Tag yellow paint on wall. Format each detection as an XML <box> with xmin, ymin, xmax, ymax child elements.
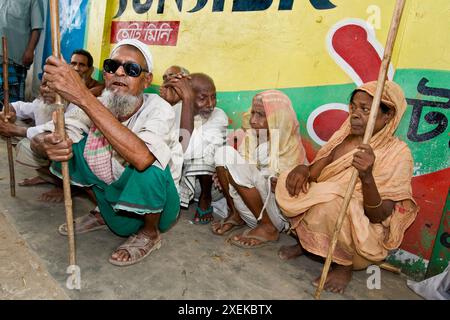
<box><xmin>395</xmin><ymin>0</ymin><xmax>450</xmax><ymax>71</ymax></box>
<box><xmin>86</xmin><ymin>0</ymin><xmax>450</xmax><ymax>90</ymax></box>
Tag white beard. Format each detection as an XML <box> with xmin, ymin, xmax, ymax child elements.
<box><xmin>99</xmin><ymin>89</ymin><xmax>141</xmax><ymax>118</ymax></box>
<box><xmin>37</xmin><ymin>99</ymin><xmax>59</xmax><ymax>124</ymax></box>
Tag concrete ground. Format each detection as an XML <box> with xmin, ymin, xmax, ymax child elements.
<box><xmin>0</xmin><ymin>141</ymin><xmax>422</xmax><ymax>300</ymax></box>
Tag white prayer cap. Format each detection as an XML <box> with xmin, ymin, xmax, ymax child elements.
<box><xmin>110</xmin><ymin>39</ymin><xmax>154</xmax><ymax>72</ymax></box>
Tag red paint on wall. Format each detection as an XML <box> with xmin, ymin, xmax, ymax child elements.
<box><xmin>110</xmin><ymin>21</ymin><xmax>180</xmax><ymax>46</ymax></box>
<box><xmin>313</xmin><ymin>109</ymin><xmax>348</xmax><ymax>142</ymax></box>
<box><xmin>332</xmin><ymin>24</ymin><xmax>381</xmax><ymax>83</ymax></box>
<box><xmin>401</xmin><ymin>168</ymin><xmax>450</xmax><ymax>259</ymax></box>
<box><xmin>301</xmin><ymin>138</ymin><xmax>318</xmax><ymax>163</ymax></box>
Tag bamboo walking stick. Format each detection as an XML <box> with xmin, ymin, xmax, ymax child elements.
<box><xmin>314</xmin><ymin>0</ymin><xmax>406</xmax><ymax>299</ymax></box>
<box><xmin>49</xmin><ymin>0</ymin><xmax>79</xmax><ymax>289</ymax></box>
<box><xmin>2</xmin><ymin>37</ymin><xmax>16</xmax><ymax>197</ymax></box>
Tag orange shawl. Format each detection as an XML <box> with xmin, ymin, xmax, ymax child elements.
<box><xmin>239</xmin><ymin>90</ymin><xmax>307</xmax><ymax>175</ymax></box>
<box><xmin>276</xmin><ymin>81</ymin><xmax>418</xmax><ymax>264</ymax></box>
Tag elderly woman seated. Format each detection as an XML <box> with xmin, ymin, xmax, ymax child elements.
<box><xmin>212</xmin><ymin>90</ymin><xmax>308</xmax><ymax>248</ymax></box>
<box><xmin>275</xmin><ymin>81</ymin><xmax>418</xmax><ymax>294</ymax></box>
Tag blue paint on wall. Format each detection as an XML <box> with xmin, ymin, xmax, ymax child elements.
<box><xmin>40</xmin><ymin>0</ymin><xmax>89</xmax><ymax>78</ymax></box>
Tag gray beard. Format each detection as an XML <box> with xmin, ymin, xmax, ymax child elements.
<box><xmin>100</xmin><ymin>89</ymin><xmax>141</xmax><ymax>118</ymax></box>
<box><xmin>40</xmin><ymin>102</ymin><xmax>58</xmax><ymax>121</ymax></box>
<box><xmin>38</xmin><ymin>97</ymin><xmax>67</xmax><ymax>124</ymax></box>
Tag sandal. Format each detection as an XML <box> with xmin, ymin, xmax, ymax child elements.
<box><xmin>192</xmin><ymin>206</ymin><xmax>214</xmax><ymax>225</ymax></box>
<box><xmin>211</xmin><ymin>216</ymin><xmax>245</xmax><ymax>236</ymax></box>
<box><xmin>58</xmin><ymin>210</ymin><xmax>107</xmax><ymax>236</ymax></box>
<box><xmin>229</xmin><ymin>229</ymin><xmax>278</xmax><ymax>249</ymax></box>
<box><xmin>109</xmin><ymin>233</ymin><xmax>162</xmax><ymax>267</ymax></box>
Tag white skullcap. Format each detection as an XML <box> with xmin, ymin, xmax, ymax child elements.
<box><xmin>110</xmin><ymin>39</ymin><xmax>153</xmax><ymax>72</ymax></box>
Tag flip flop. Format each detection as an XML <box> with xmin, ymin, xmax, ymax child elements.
<box><xmin>211</xmin><ymin>217</ymin><xmax>245</xmax><ymax>236</ymax></box>
<box><xmin>109</xmin><ymin>233</ymin><xmax>162</xmax><ymax>267</ymax></box>
<box><xmin>229</xmin><ymin>229</ymin><xmax>277</xmax><ymax>249</ymax></box>
<box><xmin>192</xmin><ymin>206</ymin><xmax>214</xmax><ymax>225</ymax></box>
<box><xmin>58</xmin><ymin>210</ymin><xmax>108</xmax><ymax>236</ymax></box>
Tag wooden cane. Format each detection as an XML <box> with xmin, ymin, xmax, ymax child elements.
<box><xmin>2</xmin><ymin>37</ymin><xmax>16</xmax><ymax>197</ymax></box>
<box><xmin>49</xmin><ymin>0</ymin><xmax>78</xmax><ymax>287</ymax></box>
<box><xmin>314</xmin><ymin>0</ymin><xmax>406</xmax><ymax>299</ymax></box>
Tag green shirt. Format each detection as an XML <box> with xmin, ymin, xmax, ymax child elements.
<box><xmin>0</xmin><ymin>0</ymin><xmax>44</xmax><ymax>66</ymax></box>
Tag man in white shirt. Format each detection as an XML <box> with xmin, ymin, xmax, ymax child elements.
<box><xmin>31</xmin><ymin>39</ymin><xmax>183</xmax><ymax>266</ymax></box>
<box><xmin>0</xmin><ymin>81</ymin><xmax>75</xmax><ymax>195</ymax></box>
<box><xmin>162</xmin><ymin>72</ymin><xmax>228</xmax><ymax>224</ymax></box>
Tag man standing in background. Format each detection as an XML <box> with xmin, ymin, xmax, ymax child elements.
<box><xmin>0</xmin><ymin>0</ymin><xmax>44</xmax><ymax>105</ymax></box>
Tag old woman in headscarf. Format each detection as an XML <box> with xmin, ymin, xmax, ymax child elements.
<box><xmin>275</xmin><ymin>81</ymin><xmax>418</xmax><ymax>293</ymax></box>
<box><xmin>212</xmin><ymin>90</ymin><xmax>308</xmax><ymax>248</ymax></box>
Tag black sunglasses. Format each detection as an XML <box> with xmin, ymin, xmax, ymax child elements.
<box><xmin>103</xmin><ymin>59</ymin><xmax>148</xmax><ymax>77</ymax></box>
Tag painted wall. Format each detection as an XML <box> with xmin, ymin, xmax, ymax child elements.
<box><xmin>47</xmin><ymin>0</ymin><xmax>450</xmax><ymax>277</ymax></box>
<box><xmin>40</xmin><ymin>0</ymin><xmax>89</xmax><ymax>77</ymax></box>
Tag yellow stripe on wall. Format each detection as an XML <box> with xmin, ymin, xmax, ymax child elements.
<box><xmin>86</xmin><ymin>0</ymin><xmax>450</xmax><ymax>90</ymax></box>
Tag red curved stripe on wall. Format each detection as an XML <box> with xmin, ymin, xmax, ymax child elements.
<box><xmin>332</xmin><ymin>24</ymin><xmax>381</xmax><ymax>82</ymax></box>
<box><xmin>401</xmin><ymin>168</ymin><xmax>450</xmax><ymax>259</ymax></box>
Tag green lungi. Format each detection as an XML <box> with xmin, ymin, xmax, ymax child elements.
<box><xmin>51</xmin><ymin>136</ymin><xmax>180</xmax><ymax>237</ymax></box>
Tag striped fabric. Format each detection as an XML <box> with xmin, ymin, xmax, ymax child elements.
<box><xmin>83</xmin><ymin>125</ymin><xmax>114</xmax><ymax>184</ymax></box>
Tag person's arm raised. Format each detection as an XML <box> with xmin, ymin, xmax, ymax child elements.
<box><xmin>164</xmin><ymin>75</ymin><xmax>195</xmax><ymax>151</ymax></box>
<box><xmin>43</xmin><ymin>56</ymin><xmax>155</xmax><ymax>171</ymax></box>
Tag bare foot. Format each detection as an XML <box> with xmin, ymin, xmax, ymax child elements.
<box><xmin>38</xmin><ymin>187</ymin><xmax>65</xmax><ymax>202</ymax></box>
<box><xmin>231</xmin><ymin>224</ymin><xmax>279</xmax><ymax>247</ymax></box>
<box><xmin>19</xmin><ymin>176</ymin><xmax>48</xmax><ymax>187</ymax></box>
<box><xmin>312</xmin><ymin>264</ymin><xmax>353</xmax><ymax>294</ymax></box>
<box><xmin>278</xmin><ymin>244</ymin><xmax>304</xmax><ymax>260</ymax></box>
<box><xmin>211</xmin><ymin>210</ymin><xmax>245</xmax><ymax>235</ymax></box>
<box><xmin>38</xmin><ymin>186</ymin><xmax>81</xmax><ymax>202</ymax></box>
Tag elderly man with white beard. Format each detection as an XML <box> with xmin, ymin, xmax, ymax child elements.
<box><xmin>162</xmin><ymin>72</ymin><xmax>228</xmax><ymax>224</ymax></box>
<box><xmin>30</xmin><ymin>39</ymin><xmax>183</xmax><ymax>267</ymax></box>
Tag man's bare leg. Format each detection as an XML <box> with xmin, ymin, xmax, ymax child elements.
<box><xmin>38</xmin><ymin>187</ymin><xmax>65</xmax><ymax>202</ymax></box>
<box><xmin>279</xmin><ymin>241</ymin><xmax>305</xmax><ymax>260</ymax></box>
<box><xmin>198</xmin><ymin>175</ymin><xmax>212</xmax><ymax>210</ymax></box>
<box><xmin>34</xmin><ymin>167</ymin><xmax>84</xmax><ymax>202</ymax></box>
<box><xmin>312</xmin><ymin>264</ymin><xmax>353</xmax><ymax>294</ymax></box>
<box><xmin>110</xmin><ymin>213</ymin><xmax>161</xmax><ymax>263</ymax></box>
<box><xmin>84</xmin><ymin>188</ymin><xmax>97</xmax><ymax>205</ymax></box>
<box><xmin>229</xmin><ymin>173</ymin><xmax>278</xmax><ymax>246</ymax></box>
<box><xmin>19</xmin><ymin>166</ymin><xmax>58</xmax><ymax>186</ymax></box>
<box><xmin>19</xmin><ymin>175</ymin><xmax>48</xmax><ymax>186</ymax></box>
<box><xmin>192</xmin><ymin>175</ymin><xmax>214</xmax><ymax>223</ymax></box>
<box><xmin>211</xmin><ymin>166</ymin><xmax>245</xmax><ymax>234</ymax></box>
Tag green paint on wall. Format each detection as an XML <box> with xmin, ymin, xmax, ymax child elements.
<box><xmin>394</xmin><ymin>69</ymin><xmax>450</xmax><ymax>177</ymax></box>
<box><xmin>427</xmin><ymin>191</ymin><xmax>450</xmax><ymax>278</ymax></box>
<box><xmin>146</xmin><ymin>68</ymin><xmax>449</xmax><ymax>175</ymax></box>
<box><xmin>420</xmin><ymin>228</ymin><xmax>435</xmax><ymax>252</ymax></box>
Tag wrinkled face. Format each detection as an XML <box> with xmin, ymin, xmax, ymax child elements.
<box><xmin>39</xmin><ymin>82</ymin><xmax>56</xmax><ymax>104</ymax></box>
<box><xmin>249</xmin><ymin>96</ymin><xmax>268</xmax><ymax>131</ymax></box>
<box><xmin>159</xmin><ymin>66</ymin><xmax>181</xmax><ymax>105</ymax></box>
<box><xmin>349</xmin><ymin>91</ymin><xmax>394</xmax><ymax>136</ymax></box>
<box><xmin>192</xmin><ymin>79</ymin><xmax>216</xmax><ymax>118</ymax></box>
<box><xmin>103</xmin><ymin>46</ymin><xmax>152</xmax><ymax>97</ymax></box>
<box><xmin>70</xmin><ymin>54</ymin><xmax>91</xmax><ymax>80</ymax></box>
